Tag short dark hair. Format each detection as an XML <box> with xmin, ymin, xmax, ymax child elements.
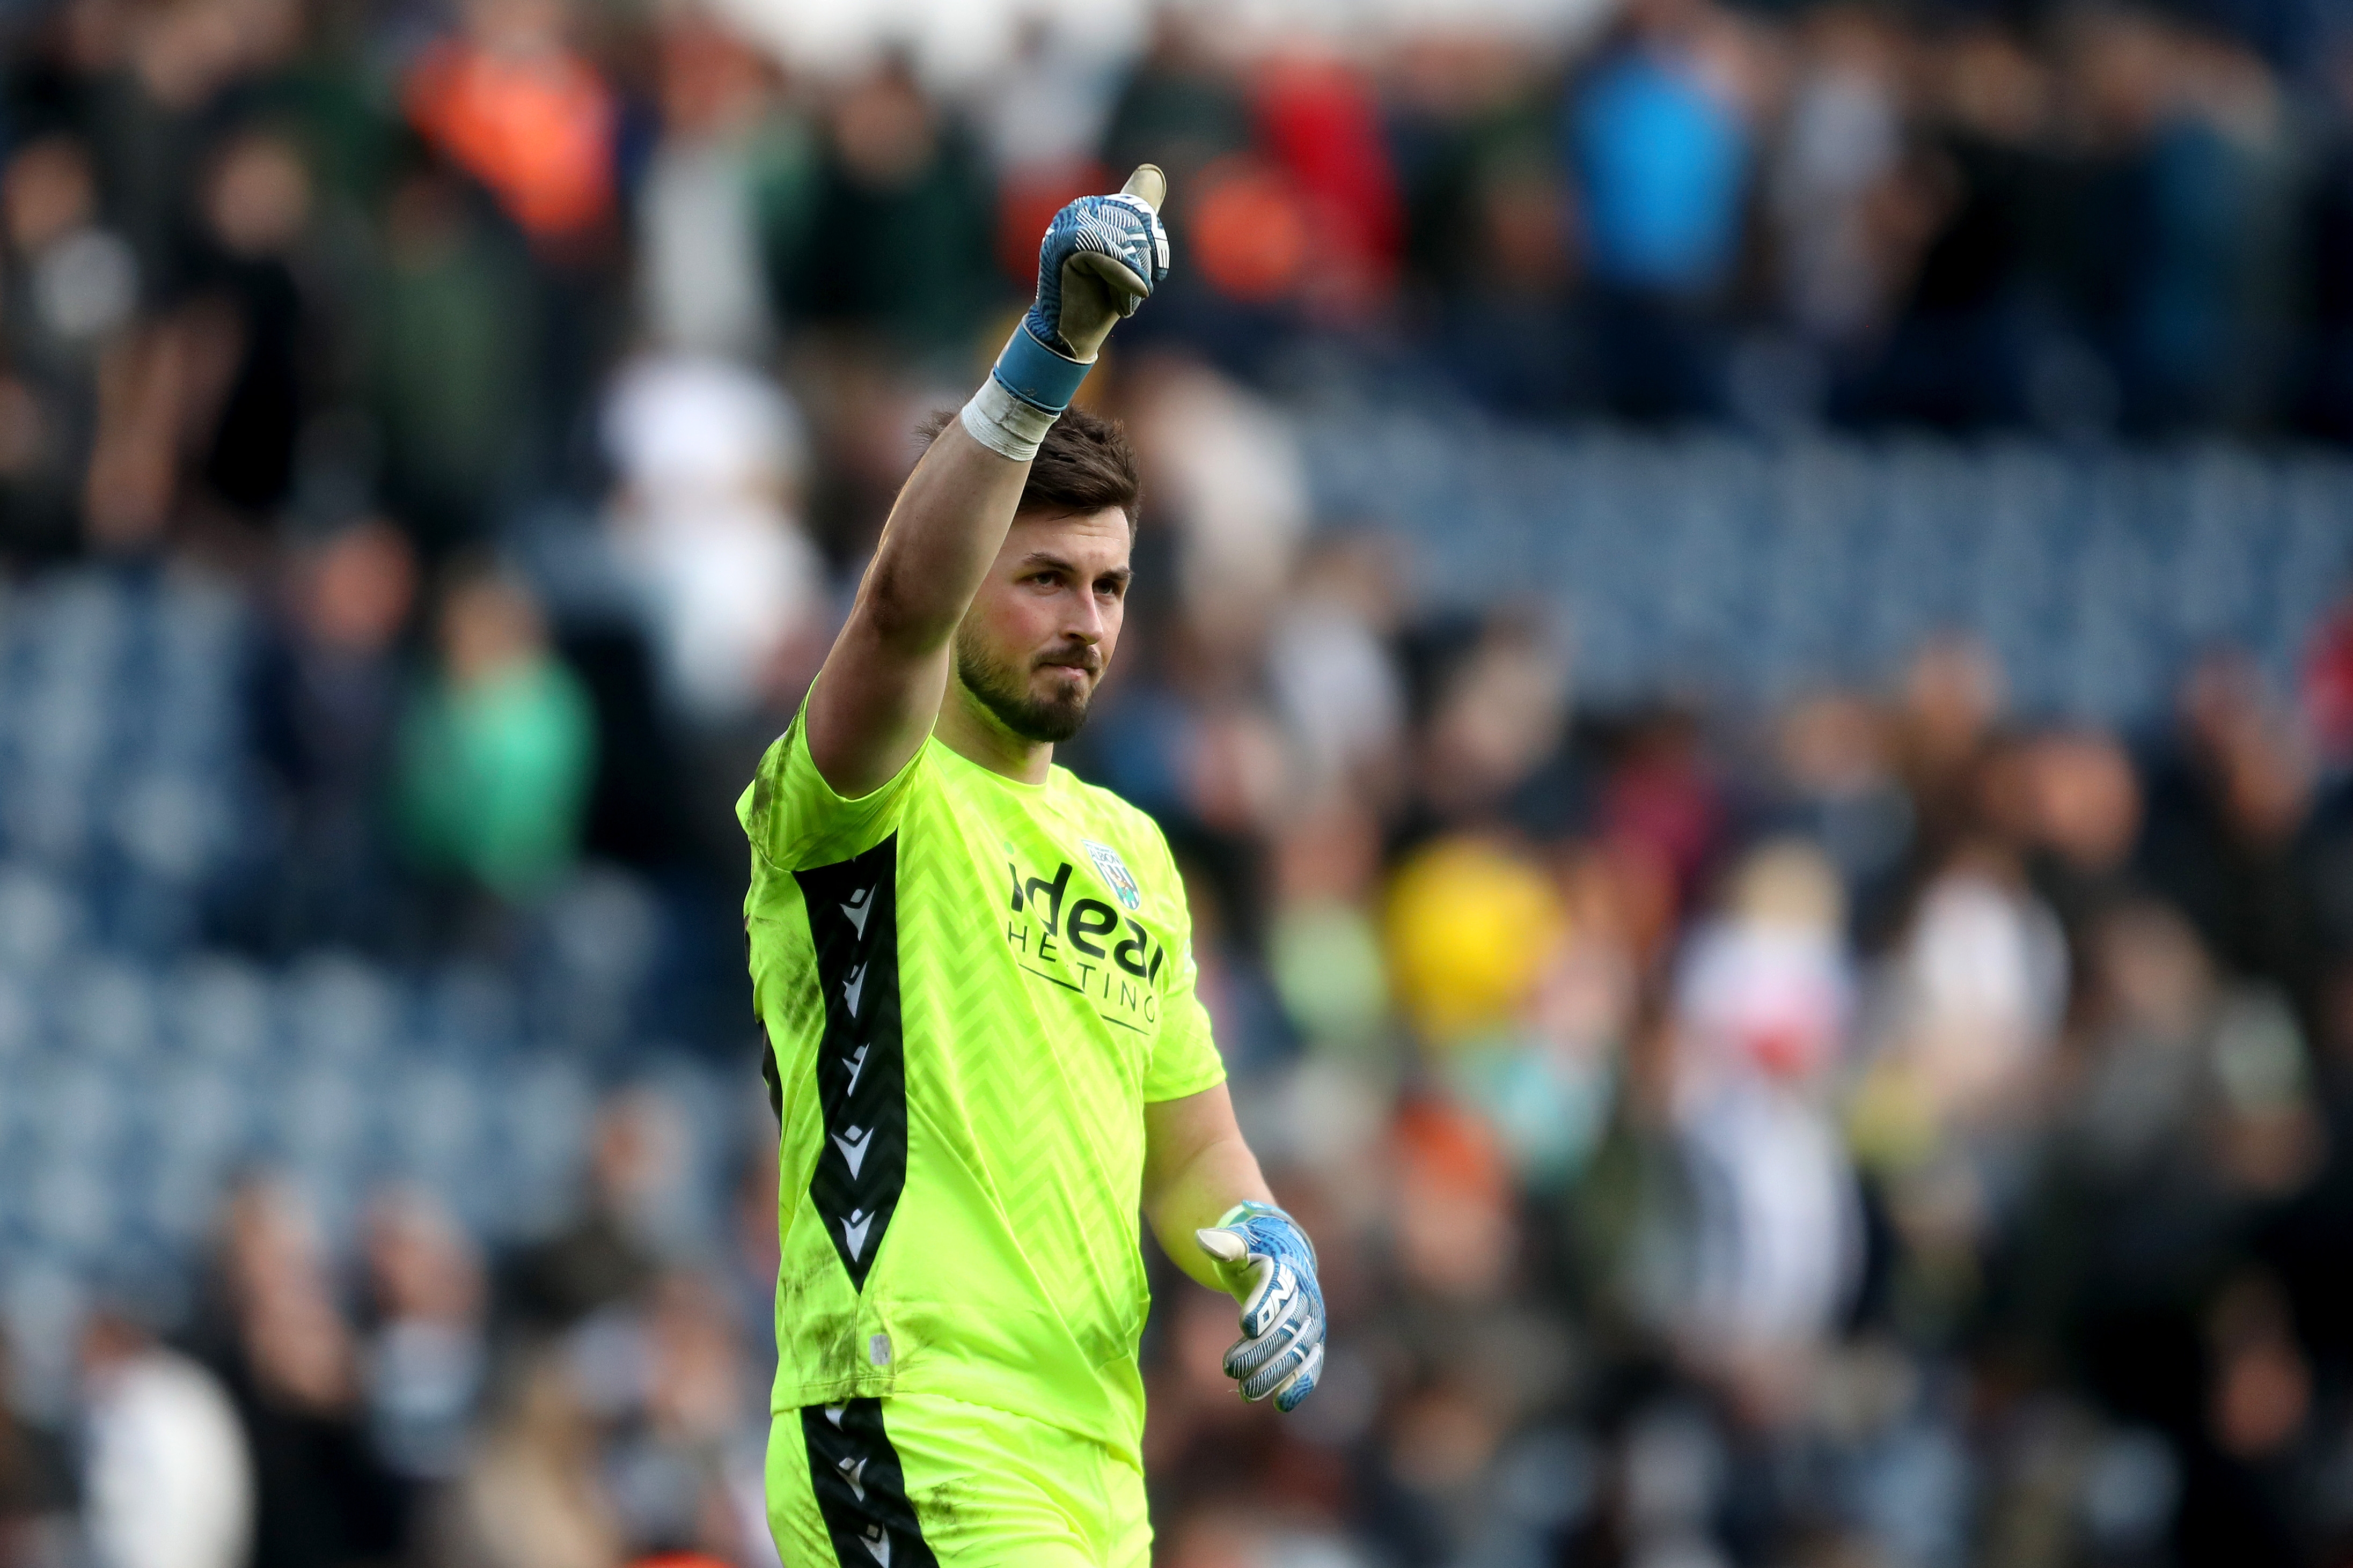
<box><xmin>923</xmin><ymin>404</ymin><xmax>1143</xmax><ymax>533</ymax></box>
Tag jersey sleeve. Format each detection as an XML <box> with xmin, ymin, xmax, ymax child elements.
<box><xmin>1141</xmin><ymin>829</ymin><xmax>1227</xmax><ymax>1104</ymax></box>
<box><xmin>737</xmin><ymin>686</ymin><xmax>926</xmax><ymax>878</ymax></box>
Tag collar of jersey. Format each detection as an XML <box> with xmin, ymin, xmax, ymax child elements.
<box><xmin>929</xmin><ymin>734</ymin><xmax>1057</xmax><ymax>796</ymax></box>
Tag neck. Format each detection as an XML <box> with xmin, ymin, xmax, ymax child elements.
<box><xmin>935</xmin><ymin>684</ymin><xmax>1055</xmax><ymax>785</ymax></box>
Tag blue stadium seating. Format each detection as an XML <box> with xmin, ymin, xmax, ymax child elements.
<box><xmin>1302</xmin><ymin>421</ymin><xmax>2353</xmax><ymax>723</ymax></box>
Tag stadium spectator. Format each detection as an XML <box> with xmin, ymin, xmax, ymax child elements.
<box><xmin>506</xmin><ymin>1089</ymin><xmax>685</xmax><ymax>1331</ymax></box>
<box><xmin>362</xmin><ymin>1188</ymin><xmax>489</xmax><ymax>1487</ymax></box>
<box><xmin>185</xmin><ymin>128</ymin><xmax>324</xmax><ymax>520</ymax></box>
<box><xmin>2144</xmin><ymin>651</ymin><xmax>2329</xmax><ymax>1026</ymax></box>
<box><xmin>635</xmin><ymin>13</ymin><xmax>809</xmax><ymax>360</ymax></box>
<box><xmin>0</xmin><ymin>1327</ymin><xmax>74</xmax><ymax>1568</ymax></box>
<box><xmin>402</xmin><ymin>0</ymin><xmax>616</xmax><ymax>255</ymax></box>
<box><xmin>427</xmin><ymin>1349</ymin><xmax>620</xmax><ymax>1568</ymax></box>
<box><xmin>1250</xmin><ymin>51</ymin><xmax>1403</xmax><ymax>316</ymax></box>
<box><xmin>1767</xmin><ymin>6</ymin><xmax>1908</xmax><ymax>351</ymax></box>
<box><xmin>1668</xmin><ymin>842</ymin><xmax>1860</xmax><ymax>1414</ymax></box>
<box><xmin>575</xmin><ymin>1271</ymin><xmax>769</xmax><ymax>1562</ymax></box>
<box><xmin>192</xmin><ymin>1177</ymin><xmax>404</xmax><ymax>1568</ymax></box>
<box><xmin>1565</xmin><ymin>0</ymin><xmax>1760</xmax><ymax>417</ymax></box>
<box><xmin>77</xmin><ymin>1306</ymin><xmax>253</xmax><ymax>1568</ymax></box>
<box><xmin>245</xmin><ymin>518</ymin><xmax>419</xmax><ymax>952</ymax></box>
<box><xmin>1126</xmin><ymin>354</ymin><xmax>1309</xmax><ymax>645</ymax></box>
<box><xmin>0</xmin><ymin>134</ymin><xmax>133</xmax><ymax>557</ymax></box>
<box><xmin>368</xmin><ymin>162</ymin><xmax>537</xmax><ymax>553</ymax></box>
<box><xmin>1767</xmin><ymin>690</ymin><xmax>1914</xmax><ymax>932</ymax></box>
<box><xmin>1097</xmin><ymin>10</ymin><xmax>1253</xmax><ymax>214</ymax></box>
<box><xmin>783</xmin><ymin>54</ymin><xmax>994</xmax><ymax>359</ymax></box>
<box><xmin>1258</xmin><ymin>541</ymin><xmax>1406</xmax><ymax>841</ymax></box>
<box><xmin>977</xmin><ymin>17</ymin><xmax>1118</xmax><ymax>285</ymax></box>
<box><xmin>598</xmin><ymin>353</ymin><xmax>822</xmax><ymax>728</ymax></box>
<box><xmin>1853</xmin><ymin>24</ymin><xmax>2054</xmax><ymax>428</ymax></box>
<box><xmin>396</xmin><ymin>561</ymin><xmax>596</xmax><ymax>908</ymax></box>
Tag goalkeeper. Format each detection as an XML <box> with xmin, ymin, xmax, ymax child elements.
<box><xmin>741</xmin><ymin>166</ymin><xmax>1325</xmax><ymax>1567</ymax></box>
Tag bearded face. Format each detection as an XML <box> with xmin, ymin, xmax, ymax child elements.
<box><xmin>949</xmin><ymin>506</ymin><xmax>1131</xmax><ymax>749</ymax></box>
<box><xmin>952</xmin><ymin>619</ymin><xmax>1101</xmax><ymax>743</ymax></box>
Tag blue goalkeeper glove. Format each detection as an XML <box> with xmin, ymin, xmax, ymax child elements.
<box><xmin>964</xmin><ymin>165</ymin><xmax>1170</xmax><ymax>459</ymax></box>
<box><xmin>1196</xmin><ymin>1201</ymin><xmax>1325</xmax><ymax>1412</ymax></box>
<box><xmin>1020</xmin><ymin>163</ymin><xmax>1170</xmax><ymax>368</ymax></box>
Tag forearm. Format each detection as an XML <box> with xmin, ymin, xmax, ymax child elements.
<box><xmin>861</xmin><ymin>419</ymin><xmax>1031</xmax><ymax>650</ymax></box>
<box><xmin>805</xmin><ymin>419</ymin><xmax>1029</xmax><ymax>794</ymax></box>
<box><xmin>1144</xmin><ymin>1114</ymin><xmax>1274</xmax><ymax>1291</ymax></box>
<box><xmin>1145</xmin><ymin>1084</ymin><xmax>1327</xmax><ymax>1411</ymax></box>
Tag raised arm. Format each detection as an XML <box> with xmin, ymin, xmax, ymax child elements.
<box><xmin>804</xmin><ymin>425</ymin><xmax>1029</xmax><ymax>797</ymax></box>
<box><xmin>804</xmin><ymin>166</ymin><xmax>1170</xmax><ymax>797</ymax></box>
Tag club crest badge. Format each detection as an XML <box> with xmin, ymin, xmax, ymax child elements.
<box><xmin>1082</xmin><ymin>839</ymin><xmax>1142</xmax><ymax>910</ymax></box>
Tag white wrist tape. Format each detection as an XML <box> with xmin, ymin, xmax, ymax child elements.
<box><xmin>960</xmin><ymin>376</ymin><xmax>1060</xmax><ymax>462</ymax></box>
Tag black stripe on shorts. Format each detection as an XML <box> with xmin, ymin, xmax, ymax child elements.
<box><xmin>800</xmin><ymin>1398</ymin><xmax>939</xmax><ymax>1568</ymax></box>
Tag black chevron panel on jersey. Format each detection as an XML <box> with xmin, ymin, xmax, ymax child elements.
<box><xmin>800</xmin><ymin>1398</ymin><xmax>939</xmax><ymax>1568</ymax></box>
<box><xmin>796</xmin><ymin>836</ymin><xmax>906</xmax><ymax>1292</ymax></box>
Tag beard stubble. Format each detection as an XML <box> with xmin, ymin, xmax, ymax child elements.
<box><xmin>954</xmin><ymin>624</ymin><xmax>1096</xmax><ymax>744</ymax></box>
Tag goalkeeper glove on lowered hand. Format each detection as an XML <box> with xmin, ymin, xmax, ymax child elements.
<box><xmin>1196</xmin><ymin>1201</ymin><xmax>1325</xmax><ymax>1413</ymax></box>
<box><xmin>962</xmin><ymin>165</ymin><xmax>1171</xmax><ymax>461</ymax></box>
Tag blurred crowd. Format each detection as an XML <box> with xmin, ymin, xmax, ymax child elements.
<box><xmin>1100</xmin><ymin>615</ymin><xmax>2353</xmax><ymax>1568</ymax></box>
<box><xmin>4</xmin><ymin>0</ymin><xmax>2353</xmax><ymax>594</ymax></box>
<box><xmin>1</xmin><ymin>1084</ymin><xmax>790</xmax><ymax>1568</ymax></box>
<box><xmin>19</xmin><ymin>599</ymin><xmax>2353</xmax><ymax>1568</ymax></box>
<box><xmin>5</xmin><ymin>0</ymin><xmax>2353</xmax><ymax>1564</ymax></box>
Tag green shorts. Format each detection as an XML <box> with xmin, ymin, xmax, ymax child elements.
<box><xmin>766</xmin><ymin>1390</ymin><xmax>1150</xmax><ymax>1567</ymax></box>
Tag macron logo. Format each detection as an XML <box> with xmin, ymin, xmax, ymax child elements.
<box><xmin>841</xmin><ymin>887</ymin><xmax>873</xmax><ymax>938</ymax></box>
<box><xmin>844</xmin><ymin>1208</ymin><xmax>874</xmax><ymax>1261</ymax></box>
<box><xmin>844</xmin><ymin>962</ymin><xmax>868</xmax><ymax>1018</ymax></box>
<box><xmin>861</xmin><ymin>1526</ymin><xmax>891</xmax><ymax>1565</ymax></box>
<box><xmin>832</xmin><ymin>1125</ymin><xmax>871</xmax><ymax>1177</ymax></box>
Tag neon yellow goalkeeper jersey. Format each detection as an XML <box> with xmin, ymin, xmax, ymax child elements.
<box><xmin>737</xmin><ymin>695</ymin><xmax>1227</xmax><ymax>1462</ymax></box>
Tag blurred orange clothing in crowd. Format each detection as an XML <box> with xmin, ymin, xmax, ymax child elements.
<box><xmin>405</xmin><ymin>38</ymin><xmax>615</xmax><ymax>244</ymax></box>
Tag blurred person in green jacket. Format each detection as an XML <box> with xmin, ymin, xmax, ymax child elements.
<box><xmin>398</xmin><ymin>561</ymin><xmax>596</xmax><ymax>903</ymax></box>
